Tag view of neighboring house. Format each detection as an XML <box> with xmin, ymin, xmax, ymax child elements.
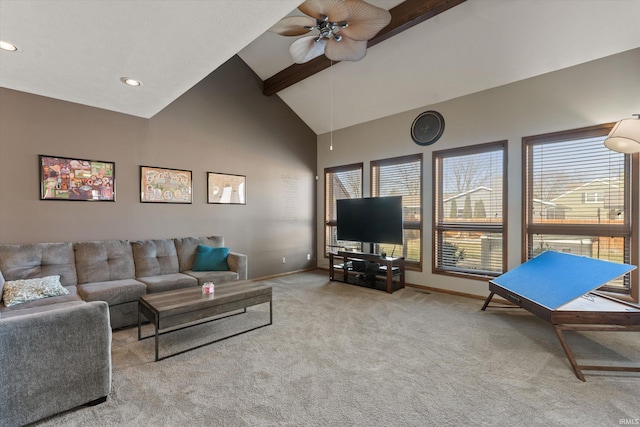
<box><xmin>540</xmin><ymin>177</ymin><xmax>625</xmax><ymax>222</ymax></box>
<box><xmin>443</xmin><ymin>186</ymin><xmax>497</xmax><ymax>219</ymax></box>
<box><xmin>440</xmin><ymin>176</ymin><xmax>627</xmax><ymax>269</ymax></box>
<box><xmin>532</xmin><ymin>177</ymin><xmax>626</xmax><ymax>259</ymax></box>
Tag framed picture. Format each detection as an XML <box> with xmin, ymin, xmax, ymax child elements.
<box><xmin>140</xmin><ymin>166</ymin><xmax>192</xmax><ymax>203</ymax></box>
<box><xmin>40</xmin><ymin>155</ymin><xmax>115</xmax><ymax>201</ymax></box>
<box><xmin>207</xmin><ymin>172</ymin><xmax>246</xmax><ymax>204</ymax></box>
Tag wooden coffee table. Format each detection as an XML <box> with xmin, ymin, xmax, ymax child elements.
<box><xmin>138</xmin><ymin>280</ymin><xmax>272</xmax><ymax>361</ymax></box>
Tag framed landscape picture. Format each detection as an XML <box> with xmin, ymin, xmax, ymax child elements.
<box><xmin>207</xmin><ymin>172</ymin><xmax>246</xmax><ymax>204</ymax></box>
<box><xmin>140</xmin><ymin>166</ymin><xmax>192</xmax><ymax>204</ymax></box>
<box><xmin>40</xmin><ymin>155</ymin><xmax>115</xmax><ymax>201</ymax></box>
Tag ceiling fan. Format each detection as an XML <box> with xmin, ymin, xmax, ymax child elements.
<box><xmin>268</xmin><ymin>0</ymin><xmax>392</xmax><ymax>64</ymax></box>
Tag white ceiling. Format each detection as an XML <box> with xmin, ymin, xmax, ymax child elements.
<box><xmin>1</xmin><ymin>0</ymin><xmax>639</xmax><ymax>135</ymax></box>
<box><xmin>0</xmin><ymin>0</ymin><xmax>302</xmax><ymax>117</ymax></box>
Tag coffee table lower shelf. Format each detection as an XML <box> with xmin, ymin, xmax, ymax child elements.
<box><xmin>137</xmin><ymin>281</ymin><xmax>272</xmax><ymax>361</ymax></box>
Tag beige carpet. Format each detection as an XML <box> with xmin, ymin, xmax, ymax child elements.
<box><xmin>35</xmin><ymin>270</ymin><xmax>640</xmax><ymax>426</ymax></box>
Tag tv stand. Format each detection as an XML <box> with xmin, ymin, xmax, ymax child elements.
<box><xmin>329</xmin><ymin>251</ymin><xmax>405</xmax><ymax>293</ymax></box>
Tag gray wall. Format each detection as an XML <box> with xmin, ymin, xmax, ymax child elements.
<box><xmin>0</xmin><ymin>56</ymin><xmax>317</xmax><ymax>279</ymax></box>
<box><xmin>317</xmin><ymin>48</ymin><xmax>640</xmax><ymax>297</ymax></box>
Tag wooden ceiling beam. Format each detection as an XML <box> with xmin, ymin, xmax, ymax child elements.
<box><xmin>262</xmin><ymin>0</ymin><xmax>466</xmax><ymax>96</ymax></box>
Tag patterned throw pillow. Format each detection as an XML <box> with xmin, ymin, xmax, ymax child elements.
<box><xmin>1</xmin><ymin>275</ymin><xmax>69</xmax><ymax>307</ymax></box>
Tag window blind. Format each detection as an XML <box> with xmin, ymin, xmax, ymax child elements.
<box><xmin>324</xmin><ymin>163</ymin><xmax>363</xmax><ymax>256</ymax></box>
<box><xmin>371</xmin><ymin>154</ymin><xmax>422</xmax><ymax>268</ymax></box>
<box><xmin>524</xmin><ymin>125</ymin><xmax>636</xmax><ymax>296</ymax></box>
<box><xmin>433</xmin><ymin>142</ymin><xmax>506</xmax><ymax>277</ymax></box>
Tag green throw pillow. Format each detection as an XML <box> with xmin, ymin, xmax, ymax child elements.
<box><xmin>192</xmin><ymin>245</ymin><xmax>230</xmax><ymax>271</ymax></box>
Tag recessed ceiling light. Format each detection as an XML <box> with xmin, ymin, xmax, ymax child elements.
<box><xmin>120</xmin><ymin>77</ymin><xmax>142</xmax><ymax>87</ymax></box>
<box><xmin>0</xmin><ymin>40</ymin><xmax>18</xmax><ymax>52</ymax></box>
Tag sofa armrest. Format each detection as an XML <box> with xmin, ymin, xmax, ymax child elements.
<box><xmin>0</xmin><ymin>301</ymin><xmax>112</xmax><ymax>427</ymax></box>
<box><xmin>227</xmin><ymin>252</ymin><xmax>248</xmax><ymax>280</ymax></box>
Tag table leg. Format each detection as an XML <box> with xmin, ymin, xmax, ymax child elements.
<box><xmin>154</xmin><ymin>315</ymin><xmax>160</xmax><ymax>362</ymax></box>
<box><xmin>481</xmin><ymin>292</ymin><xmax>495</xmax><ymax>311</ymax></box>
<box><xmin>138</xmin><ymin>302</ymin><xmax>141</xmax><ymax>340</ymax></box>
<box><xmin>329</xmin><ymin>255</ymin><xmax>334</xmax><ymax>281</ymax></box>
<box><xmin>554</xmin><ymin>326</ymin><xmax>586</xmax><ymax>382</ymax></box>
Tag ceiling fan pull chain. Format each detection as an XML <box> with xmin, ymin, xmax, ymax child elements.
<box><xmin>330</xmin><ymin>60</ymin><xmax>334</xmax><ymax>151</ymax></box>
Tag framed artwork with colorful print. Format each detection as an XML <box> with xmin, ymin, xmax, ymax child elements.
<box><xmin>40</xmin><ymin>155</ymin><xmax>115</xmax><ymax>201</ymax></box>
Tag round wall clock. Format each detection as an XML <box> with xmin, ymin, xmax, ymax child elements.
<box><xmin>411</xmin><ymin>111</ymin><xmax>445</xmax><ymax>146</ymax></box>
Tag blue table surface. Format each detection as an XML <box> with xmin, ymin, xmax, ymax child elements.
<box><xmin>491</xmin><ymin>251</ymin><xmax>636</xmax><ymax>310</ymax></box>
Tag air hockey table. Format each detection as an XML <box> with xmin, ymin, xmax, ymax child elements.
<box><xmin>481</xmin><ymin>251</ymin><xmax>640</xmax><ymax>381</ymax></box>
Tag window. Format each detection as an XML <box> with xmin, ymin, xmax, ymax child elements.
<box><xmin>583</xmin><ymin>192</ymin><xmax>602</xmax><ymax>204</ymax></box>
<box><xmin>371</xmin><ymin>154</ymin><xmax>422</xmax><ymax>269</ymax></box>
<box><xmin>433</xmin><ymin>142</ymin><xmax>507</xmax><ymax>278</ymax></box>
<box><xmin>324</xmin><ymin>163</ymin><xmax>363</xmax><ymax>256</ymax></box>
<box><xmin>523</xmin><ymin>124</ymin><xmax>638</xmax><ymax>301</ymax></box>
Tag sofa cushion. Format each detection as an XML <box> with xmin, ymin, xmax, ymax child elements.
<box><xmin>0</xmin><ymin>300</ymin><xmax>86</xmax><ymax>319</ymax></box>
<box><xmin>0</xmin><ymin>242</ymin><xmax>77</xmax><ymax>286</ymax></box>
<box><xmin>131</xmin><ymin>239</ymin><xmax>180</xmax><ymax>277</ymax></box>
<box><xmin>183</xmin><ymin>270</ymin><xmax>239</xmax><ymax>285</ymax></box>
<box><xmin>136</xmin><ymin>272</ymin><xmax>198</xmax><ymax>293</ymax></box>
<box><xmin>1</xmin><ymin>275</ymin><xmax>69</xmax><ymax>307</ymax></box>
<box><xmin>74</xmin><ymin>240</ymin><xmax>135</xmax><ymax>284</ymax></box>
<box><xmin>193</xmin><ymin>245</ymin><xmax>229</xmax><ymax>271</ymax></box>
<box><xmin>174</xmin><ymin>236</ymin><xmax>225</xmax><ymax>272</ymax></box>
<box><xmin>1</xmin><ymin>285</ymin><xmax>81</xmax><ymax>312</ymax></box>
<box><xmin>77</xmin><ymin>279</ymin><xmax>147</xmax><ymax>306</ymax></box>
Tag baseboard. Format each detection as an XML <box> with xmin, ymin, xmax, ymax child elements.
<box><xmin>318</xmin><ymin>266</ymin><xmax>517</xmax><ymax>305</ymax></box>
<box><xmin>253</xmin><ymin>267</ymin><xmax>321</xmax><ymax>282</ymax></box>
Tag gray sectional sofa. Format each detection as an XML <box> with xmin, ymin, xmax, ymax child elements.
<box><xmin>0</xmin><ymin>235</ymin><xmax>247</xmax><ymax>427</ymax></box>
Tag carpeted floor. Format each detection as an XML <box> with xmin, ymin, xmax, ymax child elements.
<box><xmin>35</xmin><ymin>270</ymin><xmax>640</xmax><ymax>426</ymax></box>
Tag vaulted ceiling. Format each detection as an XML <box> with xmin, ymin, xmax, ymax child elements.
<box><xmin>1</xmin><ymin>0</ymin><xmax>639</xmax><ymax>135</ymax></box>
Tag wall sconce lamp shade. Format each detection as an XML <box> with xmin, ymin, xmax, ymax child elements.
<box><xmin>604</xmin><ymin>115</ymin><xmax>640</xmax><ymax>153</ymax></box>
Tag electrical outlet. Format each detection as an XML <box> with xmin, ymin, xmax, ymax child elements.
<box><xmin>307</xmin><ymin>254</ymin><xmax>311</xmax><ymax>260</ymax></box>
<box><xmin>282</xmin><ymin>257</ymin><xmax>286</xmax><ymax>264</ymax></box>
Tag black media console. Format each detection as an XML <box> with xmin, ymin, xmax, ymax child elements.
<box><xmin>329</xmin><ymin>251</ymin><xmax>405</xmax><ymax>293</ymax></box>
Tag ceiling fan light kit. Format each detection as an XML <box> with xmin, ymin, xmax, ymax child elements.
<box><xmin>269</xmin><ymin>0</ymin><xmax>391</xmax><ymax>64</ymax></box>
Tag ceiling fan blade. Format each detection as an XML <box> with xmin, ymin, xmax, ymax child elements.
<box><xmin>338</xmin><ymin>0</ymin><xmax>391</xmax><ymax>41</ymax></box>
<box><xmin>325</xmin><ymin>37</ymin><xmax>367</xmax><ymax>62</ymax></box>
<box><xmin>299</xmin><ymin>0</ymin><xmax>351</xmax><ymax>22</ymax></box>
<box><xmin>290</xmin><ymin>36</ymin><xmax>328</xmax><ymax>64</ymax></box>
<box><xmin>268</xmin><ymin>16</ymin><xmax>316</xmax><ymax>36</ymax></box>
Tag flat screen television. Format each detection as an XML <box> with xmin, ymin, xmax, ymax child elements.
<box><xmin>336</xmin><ymin>196</ymin><xmax>403</xmax><ymax>245</ymax></box>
